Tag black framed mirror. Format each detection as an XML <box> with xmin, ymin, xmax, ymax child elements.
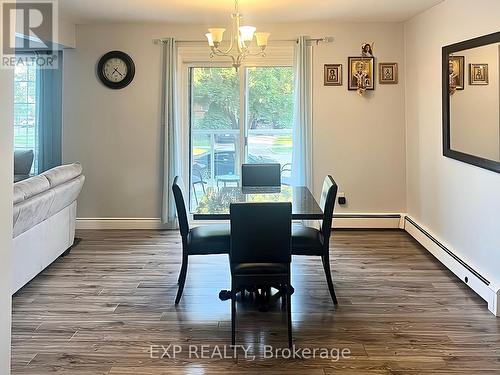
<box><xmin>442</xmin><ymin>31</ymin><xmax>500</xmax><ymax>174</ymax></box>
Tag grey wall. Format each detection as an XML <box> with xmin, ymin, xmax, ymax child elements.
<box><xmin>405</xmin><ymin>0</ymin><xmax>500</xmax><ymax>287</ymax></box>
<box><xmin>63</xmin><ymin>21</ymin><xmax>407</xmax><ymax>219</ymax></box>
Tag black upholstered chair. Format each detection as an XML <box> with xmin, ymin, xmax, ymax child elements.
<box><xmin>172</xmin><ymin>176</ymin><xmax>230</xmax><ymax>304</ymax></box>
<box><xmin>229</xmin><ymin>202</ymin><xmax>293</xmax><ymax>348</ymax></box>
<box><xmin>241</xmin><ymin>163</ymin><xmax>281</xmax><ymax>187</ymax></box>
<box><xmin>292</xmin><ymin>175</ymin><xmax>339</xmax><ymax>305</ymax></box>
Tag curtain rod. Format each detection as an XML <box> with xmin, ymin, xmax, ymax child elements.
<box><xmin>153</xmin><ymin>37</ymin><xmax>334</xmax><ymax>45</ymax></box>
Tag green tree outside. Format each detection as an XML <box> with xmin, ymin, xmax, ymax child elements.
<box><xmin>192</xmin><ymin>67</ymin><xmax>294</xmax><ymax>131</ymax></box>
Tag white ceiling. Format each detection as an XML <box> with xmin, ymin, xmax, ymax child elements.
<box><xmin>59</xmin><ymin>0</ymin><xmax>444</xmax><ymax>25</ymax></box>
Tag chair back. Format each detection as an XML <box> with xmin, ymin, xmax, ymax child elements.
<box><xmin>172</xmin><ymin>176</ymin><xmax>190</xmax><ymax>237</ymax></box>
<box><xmin>241</xmin><ymin>163</ymin><xmax>281</xmax><ymax>187</ymax></box>
<box><xmin>319</xmin><ymin>176</ymin><xmax>338</xmax><ymax>243</ymax></box>
<box><xmin>230</xmin><ymin>202</ymin><xmax>292</xmax><ymax>266</ymax></box>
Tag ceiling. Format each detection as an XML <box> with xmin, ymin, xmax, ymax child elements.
<box><xmin>59</xmin><ymin>0</ymin><xmax>444</xmax><ymax>24</ymax></box>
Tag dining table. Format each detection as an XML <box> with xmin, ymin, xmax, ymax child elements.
<box><xmin>192</xmin><ymin>185</ymin><xmax>323</xmax><ymax>221</ymax></box>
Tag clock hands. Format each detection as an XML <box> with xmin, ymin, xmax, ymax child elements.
<box><xmin>112</xmin><ymin>67</ymin><xmax>124</xmax><ymax>77</ymax></box>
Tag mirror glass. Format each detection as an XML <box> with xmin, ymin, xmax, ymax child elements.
<box><xmin>449</xmin><ymin>43</ymin><xmax>500</xmax><ymax>162</ymax></box>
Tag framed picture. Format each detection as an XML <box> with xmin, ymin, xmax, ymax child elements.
<box><xmin>324</xmin><ymin>64</ymin><xmax>342</xmax><ymax>86</ymax></box>
<box><xmin>469</xmin><ymin>63</ymin><xmax>489</xmax><ymax>85</ymax></box>
<box><xmin>379</xmin><ymin>63</ymin><xmax>398</xmax><ymax>84</ymax></box>
<box><xmin>348</xmin><ymin>57</ymin><xmax>374</xmax><ymax>91</ymax></box>
<box><xmin>449</xmin><ymin>56</ymin><xmax>464</xmax><ymax>90</ymax></box>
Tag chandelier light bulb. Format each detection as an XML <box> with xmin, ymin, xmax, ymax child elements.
<box><xmin>255</xmin><ymin>32</ymin><xmax>270</xmax><ymax>48</ymax></box>
<box><xmin>208</xmin><ymin>28</ymin><xmax>226</xmax><ymax>44</ymax></box>
<box><xmin>239</xmin><ymin>26</ymin><xmax>256</xmax><ymax>43</ymax></box>
<box><xmin>205</xmin><ymin>33</ymin><xmax>214</xmax><ymax>47</ymax></box>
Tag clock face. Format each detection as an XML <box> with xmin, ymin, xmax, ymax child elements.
<box><xmin>103</xmin><ymin>58</ymin><xmax>128</xmax><ymax>83</ymax></box>
<box><xmin>97</xmin><ymin>51</ymin><xmax>135</xmax><ymax>89</ymax></box>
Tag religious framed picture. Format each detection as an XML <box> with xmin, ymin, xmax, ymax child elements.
<box><xmin>324</xmin><ymin>64</ymin><xmax>342</xmax><ymax>86</ymax></box>
<box><xmin>469</xmin><ymin>63</ymin><xmax>489</xmax><ymax>85</ymax></box>
<box><xmin>379</xmin><ymin>63</ymin><xmax>398</xmax><ymax>84</ymax></box>
<box><xmin>348</xmin><ymin>57</ymin><xmax>374</xmax><ymax>92</ymax></box>
<box><xmin>449</xmin><ymin>55</ymin><xmax>465</xmax><ymax>91</ymax></box>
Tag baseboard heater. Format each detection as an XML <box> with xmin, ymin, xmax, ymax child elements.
<box><xmin>404</xmin><ymin>215</ymin><xmax>498</xmax><ymax>316</ymax></box>
<box><xmin>332</xmin><ymin>213</ymin><xmax>402</xmax><ymax>229</ymax></box>
<box><xmin>404</xmin><ymin>216</ymin><xmax>489</xmax><ymax>286</ymax></box>
<box><xmin>334</xmin><ymin>214</ymin><xmax>402</xmax><ymax>219</ymax></box>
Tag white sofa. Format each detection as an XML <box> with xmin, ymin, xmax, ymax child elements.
<box><xmin>12</xmin><ymin>163</ymin><xmax>85</xmax><ymax>293</ymax></box>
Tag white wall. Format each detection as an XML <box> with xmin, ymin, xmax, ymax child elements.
<box><xmin>0</xmin><ymin>66</ymin><xmax>14</xmax><ymax>375</ymax></box>
<box><xmin>63</xmin><ymin>21</ymin><xmax>406</xmax><ymax>219</ymax></box>
<box><xmin>59</xmin><ymin>18</ymin><xmax>76</xmax><ymax>48</ymax></box>
<box><xmin>405</xmin><ymin>0</ymin><xmax>500</xmax><ymax>287</ymax></box>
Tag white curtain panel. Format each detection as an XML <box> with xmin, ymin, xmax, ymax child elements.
<box><xmin>291</xmin><ymin>36</ymin><xmax>313</xmax><ymax>189</ymax></box>
<box><xmin>161</xmin><ymin>38</ymin><xmax>181</xmax><ymax>226</ymax></box>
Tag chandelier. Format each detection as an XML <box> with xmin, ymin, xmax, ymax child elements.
<box><xmin>205</xmin><ymin>0</ymin><xmax>270</xmax><ymax>69</ymax></box>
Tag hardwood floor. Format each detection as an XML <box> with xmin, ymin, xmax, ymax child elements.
<box><xmin>11</xmin><ymin>230</ymin><xmax>500</xmax><ymax>374</ymax></box>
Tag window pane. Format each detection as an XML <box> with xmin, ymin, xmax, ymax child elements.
<box><xmin>14</xmin><ymin>65</ymin><xmax>27</xmax><ymax>81</ymax></box>
<box><xmin>246</xmin><ymin>67</ymin><xmax>294</xmax><ymax>177</ymax></box>
<box><xmin>190</xmin><ymin>67</ymin><xmax>240</xmax><ymax>210</ymax></box>
<box><xmin>27</xmin><ymin>82</ymin><xmax>36</xmax><ymax>104</ymax></box>
<box><xmin>14</xmin><ymin>81</ymin><xmax>28</xmax><ymax>103</ymax></box>
<box><xmin>27</xmin><ymin>65</ymin><xmax>37</xmax><ymax>81</ymax></box>
<box><xmin>26</xmin><ymin>104</ymin><xmax>36</xmax><ymax>126</ymax></box>
<box><xmin>192</xmin><ymin>67</ymin><xmax>239</xmax><ymax>130</ymax></box>
<box><xmin>13</xmin><ymin>58</ymin><xmax>38</xmax><ymax>175</ymax></box>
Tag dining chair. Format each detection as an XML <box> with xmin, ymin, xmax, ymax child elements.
<box><xmin>291</xmin><ymin>175</ymin><xmax>339</xmax><ymax>305</ymax></box>
<box><xmin>241</xmin><ymin>163</ymin><xmax>281</xmax><ymax>187</ymax></box>
<box><xmin>229</xmin><ymin>202</ymin><xmax>293</xmax><ymax>348</ymax></box>
<box><xmin>172</xmin><ymin>176</ymin><xmax>230</xmax><ymax>304</ymax></box>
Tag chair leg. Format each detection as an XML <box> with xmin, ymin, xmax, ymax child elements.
<box><xmin>175</xmin><ymin>253</ymin><xmax>188</xmax><ymax>305</ymax></box>
<box><xmin>286</xmin><ymin>284</ymin><xmax>293</xmax><ymax>349</ymax></box>
<box><xmin>322</xmin><ymin>253</ymin><xmax>338</xmax><ymax>305</ymax></box>
<box><xmin>177</xmin><ymin>249</ymin><xmax>188</xmax><ymax>284</ymax></box>
<box><xmin>231</xmin><ymin>288</ymin><xmax>236</xmax><ymax>346</ymax></box>
<box><xmin>281</xmin><ymin>286</ymin><xmax>287</xmax><ymax>311</ymax></box>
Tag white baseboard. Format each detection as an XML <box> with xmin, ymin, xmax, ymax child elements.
<box><xmin>76</xmin><ymin>218</ymin><xmax>166</xmax><ymax>230</ymax></box>
<box><xmin>333</xmin><ymin>214</ymin><xmax>402</xmax><ymax>229</ymax></box>
<box><xmin>76</xmin><ymin>214</ymin><xmax>402</xmax><ymax>230</ymax></box>
<box><xmin>404</xmin><ymin>215</ymin><xmax>499</xmax><ymax>317</ymax></box>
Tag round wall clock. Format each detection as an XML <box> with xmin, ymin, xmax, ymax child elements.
<box><xmin>97</xmin><ymin>51</ymin><xmax>135</xmax><ymax>89</ymax></box>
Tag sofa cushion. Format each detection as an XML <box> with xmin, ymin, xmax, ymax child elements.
<box><xmin>13</xmin><ymin>175</ymin><xmax>50</xmax><ymax>204</ymax></box>
<box><xmin>13</xmin><ymin>185</ymin><xmax>25</xmax><ymax>205</ymax></box>
<box><xmin>14</xmin><ymin>150</ymin><xmax>34</xmax><ymax>175</ymax></box>
<box><xmin>48</xmin><ymin>175</ymin><xmax>85</xmax><ymax>216</ymax></box>
<box><xmin>14</xmin><ymin>174</ymin><xmax>30</xmax><ymax>183</ymax></box>
<box><xmin>13</xmin><ymin>189</ymin><xmax>55</xmax><ymax>238</ymax></box>
<box><xmin>41</xmin><ymin>163</ymin><xmax>82</xmax><ymax>188</ymax></box>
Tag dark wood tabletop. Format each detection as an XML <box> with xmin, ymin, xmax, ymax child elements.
<box><xmin>192</xmin><ymin>185</ymin><xmax>323</xmax><ymax>220</ymax></box>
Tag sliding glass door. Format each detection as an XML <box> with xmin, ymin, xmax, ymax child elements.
<box><xmin>189</xmin><ymin>65</ymin><xmax>294</xmax><ymax>209</ymax></box>
<box><xmin>245</xmin><ymin>66</ymin><xmax>294</xmax><ymax>174</ymax></box>
<box><xmin>190</xmin><ymin>67</ymin><xmax>241</xmax><ymax>208</ymax></box>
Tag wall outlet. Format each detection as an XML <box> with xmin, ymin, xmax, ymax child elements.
<box><xmin>338</xmin><ymin>192</ymin><xmax>347</xmax><ymax>205</ymax></box>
